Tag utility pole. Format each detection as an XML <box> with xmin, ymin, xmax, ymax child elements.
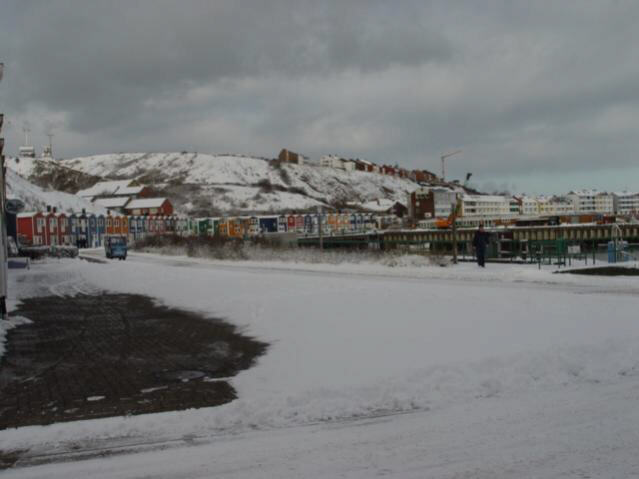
<box><xmin>317</xmin><ymin>205</ymin><xmax>323</xmax><ymax>250</ymax></box>
<box><xmin>22</xmin><ymin>122</ymin><xmax>31</xmax><ymax>147</ymax></box>
<box><xmin>46</xmin><ymin>132</ymin><xmax>54</xmax><ymax>158</ymax></box>
<box><xmin>451</xmin><ymin>195</ymin><xmax>461</xmax><ymax>264</ymax></box>
<box><xmin>440</xmin><ymin>149</ymin><xmax>462</xmax><ymax>182</ymax></box>
<box><xmin>0</xmin><ymin>62</ymin><xmax>7</xmax><ymax>319</ymax></box>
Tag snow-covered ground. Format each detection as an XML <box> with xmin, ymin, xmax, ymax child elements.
<box><xmin>5</xmin><ymin>169</ymin><xmax>106</xmax><ymax>215</ymax></box>
<box><xmin>2</xmin><ymin>254</ymin><xmax>639</xmax><ymax>478</ymax></box>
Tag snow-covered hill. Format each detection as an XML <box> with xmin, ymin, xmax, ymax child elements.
<box><xmin>6</xmin><ymin>169</ymin><xmax>107</xmax><ymax>215</ymax></box>
<box><xmin>57</xmin><ymin>152</ymin><xmax>422</xmax><ymax>215</ymax></box>
<box><xmin>4</xmin><ymin>156</ymin><xmax>100</xmax><ymax>194</ymax></box>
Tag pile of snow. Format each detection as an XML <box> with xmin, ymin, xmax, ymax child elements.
<box><xmin>5</xmin><ymin>169</ymin><xmax>107</xmax><ymax>215</ymax></box>
<box><xmin>0</xmin><ymin>315</ymin><xmax>31</xmax><ymax>358</ymax></box>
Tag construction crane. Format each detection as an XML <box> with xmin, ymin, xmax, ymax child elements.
<box><xmin>440</xmin><ymin>149</ymin><xmax>462</xmax><ymax>182</ymax></box>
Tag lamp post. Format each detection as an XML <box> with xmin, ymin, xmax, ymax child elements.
<box><xmin>0</xmin><ymin>62</ymin><xmax>7</xmax><ymax>319</ymax></box>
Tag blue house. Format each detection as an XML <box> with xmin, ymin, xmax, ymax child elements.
<box><xmin>96</xmin><ymin>214</ymin><xmax>105</xmax><ymax>245</ymax></box>
<box><xmin>68</xmin><ymin>214</ymin><xmax>78</xmax><ymax>246</ymax></box>
<box><xmin>259</xmin><ymin>216</ymin><xmax>278</xmax><ymax>234</ymax></box>
<box><xmin>301</xmin><ymin>214</ymin><xmax>310</xmax><ymax>234</ymax></box>
<box><xmin>88</xmin><ymin>214</ymin><xmax>98</xmax><ymax>247</ymax></box>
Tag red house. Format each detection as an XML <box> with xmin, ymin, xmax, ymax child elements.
<box><xmin>124</xmin><ymin>198</ymin><xmax>173</xmax><ymax>216</ymax></box>
<box><xmin>106</xmin><ymin>214</ymin><xmax>114</xmax><ymax>235</ymax></box>
<box><xmin>287</xmin><ymin>214</ymin><xmax>296</xmax><ymax>230</ymax></box>
<box><xmin>381</xmin><ymin>165</ymin><xmax>396</xmax><ymax>176</ymax></box>
<box><xmin>17</xmin><ymin>212</ymin><xmax>46</xmax><ymax>246</ymax></box>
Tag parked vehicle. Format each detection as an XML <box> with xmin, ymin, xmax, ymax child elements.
<box><xmin>105</xmin><ymin>235</ymin><xmax>128</xmax><ymax>260</ymax></box>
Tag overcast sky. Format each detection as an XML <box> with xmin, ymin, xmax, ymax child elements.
<box><xmin>1</xmin><ymin>1</ymin><xmax>638</xmax><ymax>194</ymax></box>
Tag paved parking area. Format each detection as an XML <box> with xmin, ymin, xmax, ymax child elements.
<box><xmin>0</xmin><ymin>293</ymin><xmax>267</xmax><ymax>429</ymax></box>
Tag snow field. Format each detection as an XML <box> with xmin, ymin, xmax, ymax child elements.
<box><xmin>2</xmin><ymin>255</ymin><xmax>639</xmax><ymax>457</ymax></box>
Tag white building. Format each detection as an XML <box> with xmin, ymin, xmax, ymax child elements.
<box><xmin>460</xmin><ymin>195</ymin><xmax>513</xmax><ymax>218</ymax></box>
<box><xmin>516</xmin><ymin>196</ymin><xmax>540</xmax><ymax>216</ymax></box>
<box><xmin>612</xmin><ymin>192</ymin><xmax>639</xmax><ymax>215</ymax></box>
<box><xmin>566</xmin><ymin>190</ymin><xmax>613</xmax><ymax>214</ymax></box>
<box><xmin>537</xmin><ymin>196</ymin><xmax>575</xmax><ymax>216</ymax></box>
<box><xmin>18</xmin><ymin>145</ymin><xmax>36</xmax><ymax>158</ymax></box>
<box><xmin>319</xmin><ymin>155</ymin><xmax>355</xmax><ymax>171</ymax></box>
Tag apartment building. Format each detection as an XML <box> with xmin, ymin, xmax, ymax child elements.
<box><xmin>407</xmin><ymin>187</ymin><xmax>458</xmax><ymax>220</ymax></box>
<box><xmin>612</xmin><ymin>192</ymin><xmax>639</xmax><ymax>215</ymax></box>
<box><xmin>537</xmin><ymin>196</ymin><xmax>575</xmax><ymax>215</ymax></box>
<box><xmin>460</xmin><ymin>195</ymin><xmax>513</xmax><ymax>218</ymax></box>
<box><xmin>566</xmin><ymin>190</ymin><xmax>613</xmax><ymax>214</ymax></box>
<box><xmin>319</xmin><ymin>155</ymin><xmax>355</xmax><ymax>171</ymax></box>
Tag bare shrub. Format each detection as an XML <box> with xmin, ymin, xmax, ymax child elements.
<box><xmin>133</xmin><ymin>235</ymin><xmax>448</xmax><ymax>267</ymax></box>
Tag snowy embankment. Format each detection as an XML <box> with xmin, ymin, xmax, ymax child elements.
<box><xmin>0</xmin><ymin>316</ymin><xmax>31</xmax><ymax>359</ymax></box>
<box><xmin>57</xmin><ymin>152</ymin><xmax>418</xmax><ymax>212</ymax></box>
<box><xmin>5</xmin><ymin>169</ymin><xmax>106</xmax><ymax>214</ymax></box>
<box><xmin>3</xmin><ymin>255</ymin><xmax>639</xmax><ymax>463</ymax></box>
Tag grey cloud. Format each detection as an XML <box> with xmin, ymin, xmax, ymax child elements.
<box><xmin>3</xmin><ymin>0</ymin><xmax>452</xmax><ymax>132</ymax></box>
<box><xmin>2</xmin><ymin>1</ymin><xmax>639</xmax><ymax>194</ymax></box>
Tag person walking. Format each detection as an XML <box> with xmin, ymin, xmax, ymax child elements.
<box><xmin>473</xmin><ymin>222</ymin><xmax>490</xmax><ymax>267</ymax></box>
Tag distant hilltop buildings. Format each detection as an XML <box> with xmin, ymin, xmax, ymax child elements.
<box><xmin>278</xmin><ymin>148</ymin><xmax>438</xmax><ymax>183</ymax></box>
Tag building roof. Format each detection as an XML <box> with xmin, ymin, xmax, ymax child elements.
<box><xmin>94</xmin><ymin>197</ymin><xmax>131</xmax><ymax>208</ymax></box>
<box><xmin>567</xmin><ymin>189</ymin><xmax>611</xmax><ymax>197</ymax></box>
<box><xmin>76</xmin><ymin>180</ymin><xmax>138</xmax><ymax>198</ymax></box>
<box><xmin>115</xmin><ymin>185</ymin><xmax>145</xmax><ymax>195</ymax></box>
<box><xmin>125</xmin><ymin>198</ymin><xmax>169</xmax><ymax>209</ymax></box>
<box><xmin>17</xmin><ymin>211</ymin><xmax>40</xmax><ymax>218</ymax></box>
<box><xmin>612</xmin><ymin>191</ymin><xmax>639</xmax><ymax>197</ymax></box>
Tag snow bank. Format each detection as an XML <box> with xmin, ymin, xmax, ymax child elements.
<box><xmin>0</xmin><ymin>316</ymin><xmax>32</xmax><ymax>358</ymax></box>
<box><xmin>5</xmin><ymin>169</ymin><xmax>106</xmax><ymax>215</ymax></box>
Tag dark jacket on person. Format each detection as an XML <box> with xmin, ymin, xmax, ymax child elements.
<box><xmin>473</xmin><ymin>229</ymin><xmax>490</xmax><ymax>251</ymax></box>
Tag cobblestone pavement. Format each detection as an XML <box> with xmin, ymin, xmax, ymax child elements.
<box><xmin>0</xmin><ymin>294</ymin><xmax>267</xmax><ymax>429</ymax></box>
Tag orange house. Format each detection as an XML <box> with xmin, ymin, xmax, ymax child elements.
<box><xmin>227</xmin><ymin>218</ymin><xmax>242</xmax><ymax>238</ymax></box>
<box><xmin>327</xmin><ymin>213</ymin><xmax>337</xmax><ymax>231</ymax></box>
<box><xmin>121</xmin><ymin>215</ymin><xmax>129</xmax><ymax>236</ymax></box>
<box><xmin>217</xmin><ymin>219</ymin><xmax>228</xmax><ymax>237</ymax></box>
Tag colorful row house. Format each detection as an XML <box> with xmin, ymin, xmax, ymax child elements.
<box><xmin>16</xmin><ymin>210</ymin><xmax>186</xmax><ymax>248</ymax></box>
<box><xmin>16</xmin><ymin>209</ymin><xmax>392</xmax><ymax>250</ymax></box>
